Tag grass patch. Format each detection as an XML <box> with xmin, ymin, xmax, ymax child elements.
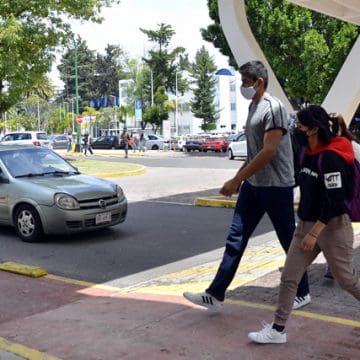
<box><xmin>68</xmin><ymin>159</ymin><xmax>143</xmax><ymax>175</ymax></box>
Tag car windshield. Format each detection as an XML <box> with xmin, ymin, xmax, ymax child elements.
<box><xmin>0</xmin><ymin>148</ymin><xmax>79</xmax><ymax>178</ymax></box>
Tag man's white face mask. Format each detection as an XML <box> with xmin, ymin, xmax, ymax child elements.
<box><xmin>240</xmin><ymin>85</ymin><xmax>256</xmax><ymax>100</ymax></box>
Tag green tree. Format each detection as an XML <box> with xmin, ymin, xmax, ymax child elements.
<box><xmin>0</xmin><ymin>0</ymin><xmax>119</xmax><ymax>114</ymax></box>
<box><xmin>58</xmin><ymin>38</ymin><xmax>97</xmax><ymax>109</ymax></box>
<box><xmin>140</xmin><ymin>23</ymin><xmax>189</xmax><ymax>111</ymax></box>
<box><xmin>189</xmin><ymin>46</ymin><xmax>218</xmax><ymax>131</ymax></box>
<box><xmin>202</xmin><ymin>0</ymin><xmax>359</xmax><ymax>105</ymax></box>
<box><xmin>142</xmin><ymin>86</ymin><xmax>171</xmax><ymax>133</ymax></box>
<box><xmin>94</xmin><ymin>44</ymin><xmax>130</xmax><ymax>99</ymax></box>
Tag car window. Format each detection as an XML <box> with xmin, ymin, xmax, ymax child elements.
<box><xmin>36</xmin><ymin>133</ymin><xmax>48</xmax><ymax>140</ymax></box>
<box><xmin>1</xmin><ymin>135</ymin><xmax>13</xmax><ymax>141</ymax></box>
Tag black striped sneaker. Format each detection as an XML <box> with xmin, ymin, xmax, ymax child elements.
<box><xmin>293</xmin><ymin>294</ymin><xmax>311</xmax><ymax>309</ymax></box>
<box><xmin>183</xmin><ymin>291</ymin><xmax>223</xmax><ymax>311</ymax></box>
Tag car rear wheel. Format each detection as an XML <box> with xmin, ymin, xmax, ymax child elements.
<box><xmin>14</xmin><ymin>205</ymin><xmax>43</xmax><ymax>242</ymax></box>
<box><xmin>151</xmin><ymin>145</ymin><xmax>159</xmax><ymax>150</ymax></box>
<box><xmin>228</xmin><ymin>149</ymin><xmax>234</xmax><ymax>160</ymax></box>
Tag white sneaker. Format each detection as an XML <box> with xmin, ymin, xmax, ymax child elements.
<box><xmin>293</xmin><ymin>294</ymin><xmax>311</xmax><ymax>310</ymax></box>
<box><xmin>183</xmin><ymin>291</ymin><xmax>223</xmax><ymax>311</ymax></box>
<box><xmin>248</xmin><ymin>322</ymin><xmax>287</xmax><ymax>344</ymax></box>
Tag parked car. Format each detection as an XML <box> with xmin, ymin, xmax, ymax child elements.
<box><xmin>0</xmin><ymin>131</ymin><xmax>50</xmax><ymax>147</ymax></box>
<box><xmin>145</xmin><ymin>134</ymin><xmax>164</xmax><ymax>150</ymax></box>
<box><xmin>91</xmin><ymin>135</ymin><xmax>121</xmax><ymax>149</ymax></box>
<box><xmin>183</xmin><ymin>138</ymin><xmax>204</xmax><ymax>152</ymax></box>
<box><xmin>227</xmin><ymin>132</ymin><xmax>247</xmax><ymax>160</ymax></box>
<box><xmin>0</xmin><ymin>145</ymin><xmax>127</xmax><ymax>242</ymax></box>
<box><xmin>49</xmin><ymin>134</ymin><xmax>68</xmax><ymax>149</ymax></box>
<box><xmin>201</xmin><ymin>137</ymin><xmax>229</xmax><ymax>152</ymax></box>
<box><xmin>91</xmin><ymin>135</ymin><xmax>133</xmax><ymax>150</ymax></box>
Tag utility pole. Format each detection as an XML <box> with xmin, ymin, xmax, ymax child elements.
<box><xmin>74</xmin><ymin>38</ymin><xmax>81</xmax><ymax>152</ymax></box>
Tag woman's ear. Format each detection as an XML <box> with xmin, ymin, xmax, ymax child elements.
<box><xmin>308</xmin><ymin>127</ymin><xmax>319</xmax><ymax>136</ymax></box>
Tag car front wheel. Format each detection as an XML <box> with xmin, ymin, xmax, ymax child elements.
<box><xmin>152</xmin><ymin>145</ymin><xmax>159</xmax><ymax>150</ymax></box>
<box><xmin>228</xmin><ymin>148</ymin><xmax>234</xmax><ymax>160</ymax></box>
<box><xmin>14</xmin><ymin>205</ymin><xmax>43</xmax><ymax>242</ymax></box>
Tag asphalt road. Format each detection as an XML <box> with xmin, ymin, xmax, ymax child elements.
<box><xmin>0</xmin><ymin>153</ymin><xmax>274</xmax><ymax>286</ymax></box>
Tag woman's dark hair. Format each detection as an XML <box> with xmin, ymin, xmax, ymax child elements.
<box><xmin>329</xmin><ymin>112</ymin><xmax>359</xmax><ymax>144</ymax></box>
<box><xmin>297</xmin><ymin>105</ymin><xmax>336</xmax><ymax>145</ymax></box>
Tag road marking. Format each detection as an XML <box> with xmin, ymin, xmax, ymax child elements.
<box><xmin>227</xmin><ymin>299</ymin><xmax>360</xmax><ymax>328</ymax></box>
<box><xmin>0</xmin><ymin>337</ymin><xmax>61</xmax><ymax>360</ymax></box>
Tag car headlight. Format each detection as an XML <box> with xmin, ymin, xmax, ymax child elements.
<box><xmin>116</xmin><ymin>185</ymin><xmax>125</xmax><ymax>201</ymax></box>
<box><xmin>54</xmin><ymin>193</ymin><xmax>80</xmax><ymax>210</ymax></box>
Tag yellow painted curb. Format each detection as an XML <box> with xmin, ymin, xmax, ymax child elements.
<box><xmin>93</xmin><ymin>164</ymin><xmax>147</xmax><ymax>178</ymax></box>
<box><xmin>0</xmin><ymin>337</ymin><xmax>60</xmax><ymax>360</ymax></box>
<box><xmin>195</xmin><ymin>197</ymin><xmax>236</xmax><ymax>208</ymax></box>
<box><xmin>0</xmin><ymin>262</ymin><xmax>47</xmax><ymax>278</ymax></box>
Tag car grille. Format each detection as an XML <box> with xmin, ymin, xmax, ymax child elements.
<box><xmin>66</xmin><ymin>211</ymin><xmax>126</xmax><ymax>230</ymax></box>
<box><xmin>78</xmin><ymin>195</ymin><xmax>118</xmax><ymax>209</ymax></box>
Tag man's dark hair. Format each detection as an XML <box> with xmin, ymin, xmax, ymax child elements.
<box><xmin>239</xmin><ymin>60</ymin><xmax>269</xmax><ymax>89</ymax></box>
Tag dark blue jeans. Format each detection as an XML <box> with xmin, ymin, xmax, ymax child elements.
<box><xmin>207</xmin><ymin>181</ymin><xmax>309</xmax><ymax>301</ymax></box>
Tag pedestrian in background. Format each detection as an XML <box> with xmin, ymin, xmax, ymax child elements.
<box><xmin>183</xmin><ymin>60</ymin><xmax>310</xmax><ymax>311</ymax></box>
<box><xmin>66</xmin><ymin>131</ymin><xmax>72</xmax><ymax>152</ymax></box>
<box><xmin>121</xmin><ymin>128</ymin><xmax>130</xmax><ymax>158</ymax></box>
<box><xmin>82</xmin><ymin>133</ymin><xmax>93</xmax><ymax>156</ymax></box>
<box><xmin>133</xmin><ymin>133</ymin><xmax>139</xmax><ymax>152</ymax></box>
<box><xmin>139</xmin><ymin>129</ymin><xmax>146</xmax><ymax>152</ymax></box>
<box><xmin>248</xmin><ymin>104</ymin><xmax>360</xmax><ymax>344</ymax></box>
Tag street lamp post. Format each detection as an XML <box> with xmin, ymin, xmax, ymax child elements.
<box><xmin>37</xmin><ymin>99</ymin><xmax>40</xmax><ymax>131</ymax></box>
<box><xmin>175</xmin><ymin>72</ymin><xmax>179</xmax><ymax>137</ymax></box>
<box><xmin>74</xmin><ymin>38</ymin><xmax>81</xmax><ymax>152</ymax></box>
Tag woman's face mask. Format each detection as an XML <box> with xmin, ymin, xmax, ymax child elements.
<box><xmin>293</xmin><ymin>128</ymin><xmax>309</xmax><ymax>146</ymax></box>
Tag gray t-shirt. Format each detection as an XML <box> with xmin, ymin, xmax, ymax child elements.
<box><xmin>245</xmin><ymin>93</ymin><xmax>295</xmax><ymax>187</ymax></box>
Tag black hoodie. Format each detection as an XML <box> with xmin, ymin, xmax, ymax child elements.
<box><xmin>297</xmin><ymin>137</ymin><xmax>355</xmax><ymax>224</ymax></box>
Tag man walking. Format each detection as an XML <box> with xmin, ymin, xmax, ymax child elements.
<box><xmin>183</xmin><ymin>61</ymin><xmax>310</xmax><ymax>310</ymax></box>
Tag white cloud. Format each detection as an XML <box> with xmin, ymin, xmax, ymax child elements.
<box><xmin>50</xmin><ymin>0</ymin><xmax>229</xmax><ymax>87</ymax></box>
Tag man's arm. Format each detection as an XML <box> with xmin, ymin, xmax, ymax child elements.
<box><xmin>220</xmin><ymin>129</ymin><xmax>283</xmax><ymax>196</ymax></box>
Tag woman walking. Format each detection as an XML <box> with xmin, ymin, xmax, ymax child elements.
<box><xmin>248</xmin><ymin>105</ymin><xmax>360</xmax><ymax>344</ymax></box>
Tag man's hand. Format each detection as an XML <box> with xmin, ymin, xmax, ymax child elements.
<box><xmin>300</xmin><ymin>234</ymin><xmax>317</xmax><ymax>252</ymax></box>
<box><xmin>219</xmin><ymin>178</ymin><xmax>241</xmax><ymax>197</ymax></box>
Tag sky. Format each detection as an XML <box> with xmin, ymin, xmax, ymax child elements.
<box><xmin>51</xmin><ymin>0</ymin><xmax>230</xmax><ymax>87</ymax></box>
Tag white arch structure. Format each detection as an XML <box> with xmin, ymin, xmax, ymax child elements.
<box><xmin>218</xmin><ymin>0</ymin><xmax>360</xmax><ymax>121</ymax></box>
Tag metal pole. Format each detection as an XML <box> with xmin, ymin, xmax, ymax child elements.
<box><xmin>74</xmin><ymin>38</ymin><xmax>81</xmax><ymax>152</ymax></box>
<box><xmin>118</xmin><ymin>80</ymin><xmax>121</xmax><ymax>107</ymax></box>
<box><xmin>37</xmin><ymin>99</ymin><xmax>40</xmax><ymax>131</ymax></box>
<box><xmin>71</xmin><ymin>98</ymin><xmax>74</xmax><ymax>133</ymax></box>
<box><xmin>150</xmin><ymin>69</ymin><xmax>154</xmax><ymax>106</ymax></box>
<box><xmin>175</xmin><ymin>72</ymin><xmax>178</xmax><ymax>137</ymax></box>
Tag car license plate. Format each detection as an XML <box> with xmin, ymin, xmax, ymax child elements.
<box><xmin>96</xmin><ymin>212</ymin><xmax>111</xmax><ymax>224</ymax></box>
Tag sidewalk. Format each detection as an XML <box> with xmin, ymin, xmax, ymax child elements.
<box><xmin>0</xmin><ymin>230</ymin><xmax>359</xmax><ymax>359</ymax></box>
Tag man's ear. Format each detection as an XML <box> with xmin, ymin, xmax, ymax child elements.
<box><xmin>257</xmin><ymin>77</ymin><xmax>265</xmax><ymax>89</ymax></box>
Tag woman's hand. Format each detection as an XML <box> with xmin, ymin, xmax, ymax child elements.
<box><xmin>300</xmin><ymin>233</ymin><xmax>317</xmax><ymax>252</ymax></box>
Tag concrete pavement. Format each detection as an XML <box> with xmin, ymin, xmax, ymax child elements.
<box><xmin>0</xmin><ymin>225</ymin><xmax>359</xmax><ymax>359</ymax></box>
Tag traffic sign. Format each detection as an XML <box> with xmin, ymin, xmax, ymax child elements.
<box><xmin>76</xmin><ymin>115</ymin><xmax>83</xmax><ymax>124</ymax></box>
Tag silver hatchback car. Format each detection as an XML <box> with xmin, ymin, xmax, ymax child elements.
<box><xmin>0</xmin><ymin>145</ymin><xmax>127</xmax><ymax>242</ymax></box>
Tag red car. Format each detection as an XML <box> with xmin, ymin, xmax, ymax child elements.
<box><xmin>201</xmin><ymin>138</ymin><xmax>229</xmax><ymax>152</ymax></box>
